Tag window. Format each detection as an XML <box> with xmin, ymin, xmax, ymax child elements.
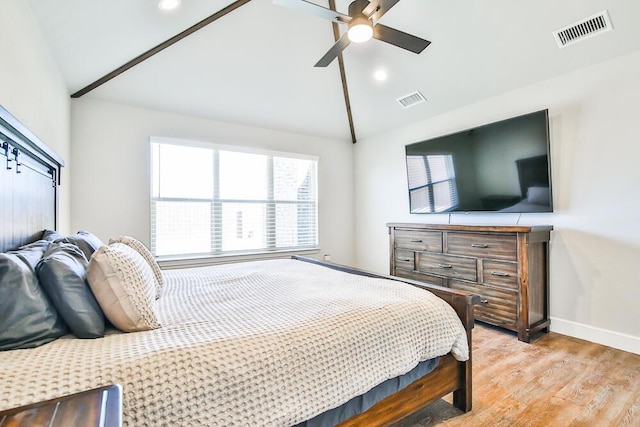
<box><xmin>150</xmin><ymin>139</ymin><xmax>318</xmax><ymax>258</ymax></box>
<box><xmin>407</xmin><ymin>154</ymin><xmax>459</xmax><ymax>213</ymax></box>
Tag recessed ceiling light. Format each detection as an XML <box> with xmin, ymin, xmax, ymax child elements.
<box><xmin>373</xmin><ymin>69</ymin><xmax>387</xmax><ymax>82</ymax></box>
<box><xmin>158</xmin><ymin>0</ymin><xmax>181</xmax><ymax>11</ymax></box>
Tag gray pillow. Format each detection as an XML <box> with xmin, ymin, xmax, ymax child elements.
<box><xmin>8</xmin><ymin>240</ymin><xmax>51</xmax><ymax>269</ymax></box>
<box><xmin>37</xmin><ymin>243</ymin><xmax>106</xmax><ymax>339</ymax></box>
<box><xmin>42</xmin><ymin>229</ymin><xmax>64</xmax><ymax>242</ymax></box>
<box><xmin>0</xmin><ymin>252</ymin><xmax>68</xmax><ymax>351</ymax></box>
<box><xmin>55</xmin><ymin>230</ymin><xmax>104</xmax><ymax>260</ymax></box>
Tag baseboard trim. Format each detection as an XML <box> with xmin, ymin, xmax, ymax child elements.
<box><xmin>550</xmin><ymin>317</ymin><xmax>640</xmax><ymax>355</ymax></box>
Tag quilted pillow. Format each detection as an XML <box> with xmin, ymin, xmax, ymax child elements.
<box><xmin>55</xmin><ymin>230</ymin><xmax>104</xmax><ymax>261</ymax></box>
<box><xmin>87</xmin><ymin>243</ymin><xmax>160</xmax><ymax>332</ymax></box>
<box><xmin>109</xmin><ymin>235</ymin><xmax>163</xmax><ymax>298</ymax></box>
<box><xmin>36</xmin><ymin>243</ymin><xmax>106</xmax><ymax>339</ymax></box>
<box><xmin>0</xmin><ymin>252</ymin><xmax>68</xmax><ymax>350</ymax></box>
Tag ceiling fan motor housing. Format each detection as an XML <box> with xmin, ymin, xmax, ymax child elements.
<box><xmin>347</xmin><ymin>0</ymin><xmax>374</xmax><ymax>42</ymax></box>
<box><xmin>273</xmin><ymin>0</ymin><xmax>430</xmax><ymax>66</ymax></box>
<box><xmin>348</xmin><ymin>0</ymin><xmax>372</xmax><ymax>19</ymax></box>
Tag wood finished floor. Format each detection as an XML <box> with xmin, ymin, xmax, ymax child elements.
<box><xmin>393</xmin><ymin>323</ymin><xmax>640</xmax><ymax>427</ymax></box>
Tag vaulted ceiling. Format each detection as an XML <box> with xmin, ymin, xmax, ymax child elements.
<box><xmin>27</xmin><ymin>0</ymin><xmax>640</xmax><ymax>142</ymax></box>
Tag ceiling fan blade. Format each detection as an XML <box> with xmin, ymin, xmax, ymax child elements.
<box><xmin>362</xmin><ymin>0</ymin><xmax>401</xmax><ymax>20</ymax></box>
<box><xmin>315</xmin><ymin>33</ymin><xmax>351</xmax><ymax>67</ymax></box>
<box><xmin>373</xmin><ymin>23</ymin><xmax>431</xmax><ymax>54</ymax></box>
<box><xmin>273</xmin><ymin>0</ymin><xmax>351</xmax><ymax>24</ymax></box>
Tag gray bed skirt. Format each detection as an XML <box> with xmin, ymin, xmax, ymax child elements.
<box><xmin>295</xmin><ymin>357</ymin><xmax>440</xmax><ymax>426</ymax></box>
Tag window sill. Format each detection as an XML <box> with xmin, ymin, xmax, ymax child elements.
<box><xmin>157</xmin><ymin>248</ymin><xmax>320</xmax><ymax>270</ymax></box>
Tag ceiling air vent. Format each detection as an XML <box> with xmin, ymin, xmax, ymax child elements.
<box><xmin>553</xmin><ymin>10</ymin><xmax>613</xmax><ymax>48</ymax></box>
<box><xmin>397</xmin><ymin>91</ymin><xmax>426</xmax><ymax>109</ymax></box>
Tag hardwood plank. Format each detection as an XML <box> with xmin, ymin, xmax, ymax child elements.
<box><xmin>617</xmin><ymin>392</ymin><xmax>640</xmax><ymax>426</ymax></box>
<box><xmin>393</xmin><ymin>324</ymin><xmax>640</xmax><ymax>427</ymax></box>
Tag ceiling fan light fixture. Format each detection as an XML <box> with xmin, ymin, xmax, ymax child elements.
<box><xmin>348</xmin><ymin>16</ymin><xmax>373</xmax><ymax>43</ymax></box>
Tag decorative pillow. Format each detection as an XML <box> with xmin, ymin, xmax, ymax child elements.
<box><xmin>87</xmin><ymin>243</ymin><xmax>160</xmax><ymax>332</ymax></box>
<box><xmin>8</xmin><ymin>239</ymin><xmax>51</xmax><ymax>269</ymax></box>
<box><xmin>42</xmin><ymin>229</ymin><xmax>64</xmax><ymax>242</ymax></box>
<box><xmin>36</xmin><ymin>243</ymin><xmax>106</xmax><ymax>339</ymax></box>
<box><xmin>55</xmin><ymin>230</ymin><xmax>104</xmax><ymax>261</ymax></box>
<box><xmin>527</xmin><ymin>186</ymin><xmax>550</xmax><ymax>206</ymax></box>
<box><xmin>109</xmin><ymin>235</ymin><xmax>163</xmax><ymax>298</ymax></box>
<box><xmin>0</xmin><ymin>252</ymin><xmax>68</xmax><ymax>350</ymax></box>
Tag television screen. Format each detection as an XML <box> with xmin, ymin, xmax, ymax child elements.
<box><xmin>405</xmin><ymin>110</ymin><xmax>552</xmax><ymax>213</ymax></box>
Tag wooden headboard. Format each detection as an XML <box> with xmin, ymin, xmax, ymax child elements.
<box><xmin>0</xmin><ymin>105</ymin><xmax>64</xmax><ymax>252</ymax></box>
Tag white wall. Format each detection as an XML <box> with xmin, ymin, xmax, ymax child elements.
<box><xmin>354</xmin><ymin>50</ymin><xmax>640</xmax><ymax>354</ymax></box>
<box><xmin>70</xmin><ymin>98</ymin><xmax>355</xmax><ymax>265</ymax></box>
<box><xmin>0</xmin><ymin>0</ymin><xmax>71</xmax><ymax>232</ymax></box>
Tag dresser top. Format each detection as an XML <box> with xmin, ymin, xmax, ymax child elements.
<box><xmin>386</xmin><ymin>223</ymin><xmax>553</xmax><ymax>233</ymax></box>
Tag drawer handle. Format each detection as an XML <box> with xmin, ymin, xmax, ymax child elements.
<box><xmin>398</xmin><ymin>258</ymin><xmax>412</xmax><ymax>262</ymax></box>
<box><xmin>490</xmin><ymin>271</ymin><xmax>510</xmax><ymax>277</ymax></box>
<box><xmin>471</xmin><ymin>243</ymin><xmax>489</xmax><ymax>248</ymax></box>
<box><xmin>410</xmin><ymin>239</ymin><xmax>423</xmax><ymax>243</ymax></box>
<box><xmin>437</xmin><ymin>263</ymin><xmax>453</xmax><ymax>269</ymax></box>
<box><xmin>480</xmin><ymin>299</ymin><xmax>489</xmax><ymax>304</ymax></box>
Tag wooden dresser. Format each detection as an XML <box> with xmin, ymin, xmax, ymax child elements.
<box><xmin>387</xmin><ymin>223</ymin><xmax>552</xmax><ymax>342</ymax></box>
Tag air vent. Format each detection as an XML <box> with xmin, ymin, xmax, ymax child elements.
<box><xmin>397</xmin><ymin>91</ymin><xmax>426</xmax><ymax>108</ymax></box>
<box><xmin>553</xmin><ymin>10</ymin><xmax>613</xmax><ymax>48</ymax></box>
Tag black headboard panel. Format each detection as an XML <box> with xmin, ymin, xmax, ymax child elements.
<box><xmin>515</xmin><ymin>155</ymin><xmax>549</xmax><ymax>198</ymax></box>
<box><xmin>0</xmin><ymin>105</ymin><xmax>64</xmax><ymax>252</ymax></box>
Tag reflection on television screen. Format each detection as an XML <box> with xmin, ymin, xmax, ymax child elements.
<box><xmin>405</xmin><ymin>110</ymin><xmax>553</xmax><ymax>214</ymax></box>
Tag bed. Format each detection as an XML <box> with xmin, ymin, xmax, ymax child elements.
<box><xmin>499</xmin><ymin>155</ymin><xmax>552</xmax><ymax>212</ymax></box>
<box><xmin>0</xmin><ymin>105</ymin><xmax>478</xmax><ymax>426</ymax></box>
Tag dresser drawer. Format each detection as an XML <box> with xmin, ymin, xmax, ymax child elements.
<box><xmin>418</xmin><ymin>253</ymin><xmax>476</xmax><ymax>282</ymax></box>
<box><xmin>449</xmin><ymin>280</ymin><xmax>517</xmax><ymax>327</ymax></box>
<box><xmin>447</xmin><ymin>232</ymin><xmax>517</xmax><ymax>261</ymax></box>
<box><xmin>394</xmin><ymin>229</ymin><xmax>442</xmax><ymax>252</ymax></box>
<box><xmin>482</xmin><ymin>260</ymin><xmax>518</xmax><ymax>290</ymax></box>
<box><xmin>394</xmin><ymin>249</ymin><xmax>415</xmax><ymax>270</ymax></box>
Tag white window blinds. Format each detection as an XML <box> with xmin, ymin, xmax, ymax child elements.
<box><xmin>407</xmin><ymin>154</ymin><xmax>459</xmax><ymax>213</ymax></box>
<box><xmin>151</xmin><ymin>139</ymin><xmax>318</xmax><ymax>257</ymax></box>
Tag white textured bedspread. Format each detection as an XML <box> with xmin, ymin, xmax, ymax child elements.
<box><xmin>0</xmin><ymin>259</ymin><xmax>468</xmax><ymax>426</ymax></box>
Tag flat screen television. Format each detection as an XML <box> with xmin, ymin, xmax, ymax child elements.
<box><xmin>405</xmin><ymin>109</ymin><xmax>552</xmax><ymax>213</ymax></box>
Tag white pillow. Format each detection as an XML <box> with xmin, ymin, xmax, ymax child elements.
<box><xmin>527</xmin><ymin>186</ymin><xmax>550</xmax><ymax>206</ymax></box>
<box><xmin>87</xmin><ymin>243</ymin><xmax>160</xmax><ymax>332</ymax></box>
<box><xmin>109</xmin><ymin>235</ymin><xmax>163</xmax><ymax>298</ymax></box>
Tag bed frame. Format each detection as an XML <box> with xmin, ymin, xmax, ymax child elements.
<box><xmin>294</xmin><ymin>256</ymin><xmax>478</xmax><ymax>425</ymax></box>
<box><xmin>515</xmin><ymin>154</ymin><xmax>550</xmax><ymax>199</ymax></box>
<box><xmin>0</xmin><ymin>105</ymin><xmax>63</xmax><ymax>253</ymax></box>
<box><xmin>0</xmin><ymin>104</ymin><xmax>477</xmax><ymax>426</ymax></box>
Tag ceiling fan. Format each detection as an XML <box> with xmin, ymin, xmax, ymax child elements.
<box><xmin>274</xmin><ymin>0</ymin><xmax>431</xmax><ymax>67</ymax></box>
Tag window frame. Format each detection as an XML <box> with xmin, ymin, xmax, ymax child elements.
<box><xmin>150</xmin><ymin>137</ymin><xmax>319</xmax><ymax>263</ymax></box>
<box><xmin>407</xmin><ymin>154</ymin><xmax>459</xmax><ymax>213</ymax></box>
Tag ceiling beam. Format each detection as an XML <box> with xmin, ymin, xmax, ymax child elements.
<box><xmin>71</xmin><ymin>0</ymin><xmax>253</xmax><ymax>98</ymax></box>
<box><xmin>329</xmin><ymin>0</ymin><xmax>357</xmax><ymax>144</ymax></box>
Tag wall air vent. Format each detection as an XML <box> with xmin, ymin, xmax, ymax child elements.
<box><xmin>553</xmin><ymin>10</ymin><xmax>613</xmax><ymax>48</ymax></box>
<box><xmin>397</xmin><ymin>91</ymin><xmax>426</xmax><ymax>109</ymax></box>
